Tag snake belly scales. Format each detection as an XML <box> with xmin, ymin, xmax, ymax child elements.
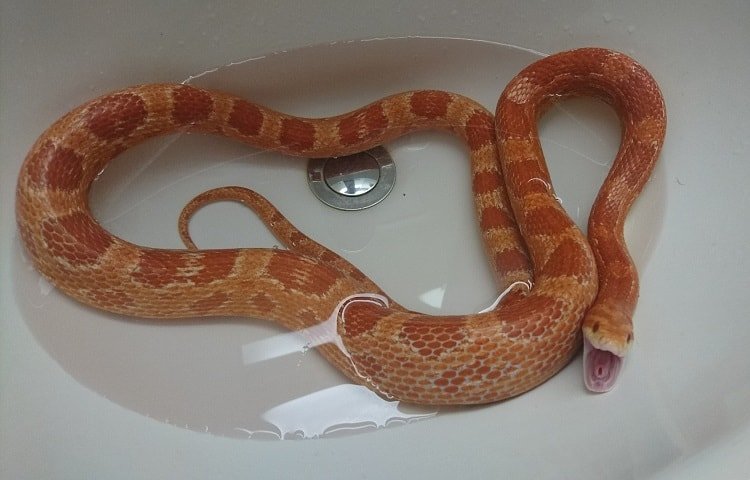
<box><xmin>16</xmin><ymin>48</ymin><xmax>666</xmax><ymax>405</ymax></box>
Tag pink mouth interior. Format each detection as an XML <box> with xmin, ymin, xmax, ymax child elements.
<box><xmin>583</xmin><ymin>338</ymin><xmax>623</xmax><ymax>393</ymax></box>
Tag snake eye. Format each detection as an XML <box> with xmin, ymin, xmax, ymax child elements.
<box><xmin>592</xmin><ymin>321</ymin><xmax>600</xmax><ymax>333</ymax></box>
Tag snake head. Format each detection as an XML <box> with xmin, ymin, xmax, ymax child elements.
<box><xmin>581</xmin><ymin>305</ymin><xmax>633</xmax><ymax>393</ymax></box>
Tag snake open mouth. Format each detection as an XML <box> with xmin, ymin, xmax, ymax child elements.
<box><xmin>583</xmin><ymin>337</ymin><xmax>623</xmax><ymax>393</ymax></box>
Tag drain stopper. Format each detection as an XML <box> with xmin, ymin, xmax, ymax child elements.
<box><xmin>307</xmin><ymin>146</ymin><xmax>395</xmax><ymax>211</ymax></box>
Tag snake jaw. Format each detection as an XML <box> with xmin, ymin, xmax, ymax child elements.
<box><xmin>583</xmin><ymin>337</ymin><xmax>624</xmax><ymax>393</ymax></box>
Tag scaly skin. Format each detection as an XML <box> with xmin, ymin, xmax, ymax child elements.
<box><xmin>16</xmin><ymin>48</ymin><xmax>665</xmax><ymax>404</ymax></box>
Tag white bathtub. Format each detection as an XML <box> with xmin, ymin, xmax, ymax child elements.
<box><xmin>2</xmin><ymin>1</ymin><xmax>748</xmax><ymax>478</ymax></box>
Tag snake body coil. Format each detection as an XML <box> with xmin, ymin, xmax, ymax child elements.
<box><xmin>16</xmin><ymin>48</ymin><xmax>665</xmax><ymax>404</ymax></box>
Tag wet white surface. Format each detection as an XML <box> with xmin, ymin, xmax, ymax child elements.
<box><xmin>2</xmin><ymin>1</ymin><xmax>749</xmax><ymax>478</ymax></box>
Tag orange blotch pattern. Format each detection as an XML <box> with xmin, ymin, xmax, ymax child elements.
<box><xmin>171</xmin><ymin>85</ymin><xmax>213</xmax><ymax>124</ymax></box>
<box><xmin>41</xmin><ymin>212</ymin><xmax>113</xmax><ymax>264</ymax></box>
<box><xmin>84</xmin><ymin>93</ymin><xmax>147</xmax><ymax>141</ymax></box>
<box><xmin>228</xmin><ymin>100</ymin><xmax>264</xmax><ymax>136</ymax></box>
<box><xmin>337</xmin><ymin>103</ymin><xmax>389</xmax><ymax>146</ymax></box>
<box><xmin>279</xmin><ymin>118</ymin><xmax>316</xmax><ymax>150</ymax></box>
<box><xmin>472</xmin><ymin>170</ymin><xmax>504</xmax><ymax>195</ymax></box>
<box><xmin>410</xmin><ymin>91</ymin><xmax>452</xmax><ymax>119</ymax></box>
<box><xmin>25</xmin><ymin>141</ymin><xmax>84</xmax><ymax>190</ymax></box>
<box><xmin>465</xmin><ymin>110</ymin><xmax>495</xmax><ymax>150</ymax></box>
<box><xmin>341</xmin><ymin>301</ymin><xmax>383</xmax><ymax>338</ymax></box>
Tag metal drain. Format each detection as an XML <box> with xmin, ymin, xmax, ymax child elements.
<box><xmin>307</xmin><ymin>146</ymin><xmax>395</xmax><ymax>211</ymax></box>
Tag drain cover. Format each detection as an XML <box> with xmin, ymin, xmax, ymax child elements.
<box><xmin>307</xmin><ymin>146</ymin><xmax>395</xmax><ymax>211</ymax></box>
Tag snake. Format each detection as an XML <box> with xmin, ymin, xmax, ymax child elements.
<box><xmin>15</xmin><ymin>48</ymin><xmax>666</xmax><ymax>405</ymax></box>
